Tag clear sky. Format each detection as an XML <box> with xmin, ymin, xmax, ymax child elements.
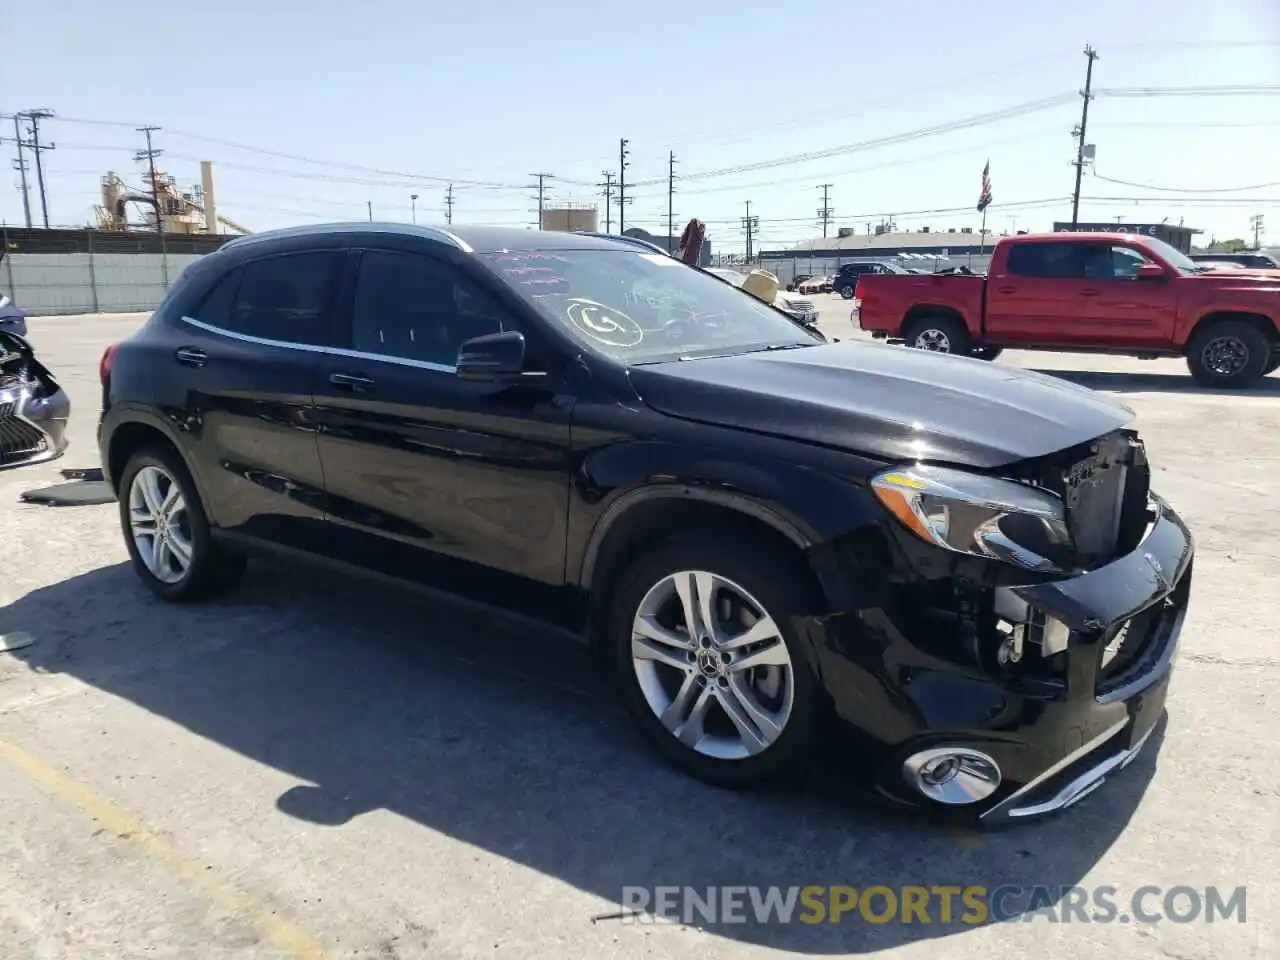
<box><xmin>3</xmin><ymin>0</ymin><xmax>1278</xmax><ymax>252</ymax></box>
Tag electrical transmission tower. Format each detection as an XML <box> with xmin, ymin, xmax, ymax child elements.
<box><xmin>1070</xmin><ymin>44</ymin><xmax>1100</xmax><ymax>227</ymax></box>
<box><xmin>741</xmin><ymin>201</ymin><xmax>760</xmax><ymax>262</ymax></box>
<box><xmin>817</xmin><ymin>183</ymin><xmax>834</xmax><ymax>238</ymax></box>
<box><xmin>667</xmin><ymin>151</ymin><xmax>678</xmax><ymax>252</ymax></box>
<box><xmin>530</xmin><ymin>172</ymin><xmax>553</xmax><ymax>228</ymax></box>
<box><xmin>11</xmin><ymin>110</ymin><xmax>56</xmax><ymax>228</ymax></box>
<box><xmin>135</xmin><ymin>125</ymin><xmax>170</xmax><ymax>283</ymax></box>
<box><xmin>617</xmin><ymin>139</ymin><xmax>630</xmax><ymax>233</ymax></box>
<box><xmin>599</xmin><ymin>171</ymin><xmax>615</xmax><ymax>232</ymax></box>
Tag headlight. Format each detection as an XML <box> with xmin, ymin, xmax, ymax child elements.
<box><xmin>871</xmin><ymin>464</ymin><xmax>1074</xmax><ymax>572</ymax></box>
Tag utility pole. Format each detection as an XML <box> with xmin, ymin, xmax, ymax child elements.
<box><xmin>741</xmin><ymin>201</ymin><xmax>759</xmax><ymax>262</ymax></box>
<box><xmin>1250</xmin><ymin>214</ymin><xmax>1265</xmax><ymax>250</ymax></box>
<box><xmin>135</xmin><ymin>125</ymin><xmax>169</xmax><ymax>283</ymax></box>
<box><xmin>667</xmin><ymin>151</ymin><xmax>678</xmax><ymax>252</ymax></box>
<box><xmin>23</xmin><ymin>110</ymin><xmax>56</xmax><ymax>229</ymax></box>
<box><xmin>599</xmin><ymin>171</ymin><xmax>615</xmax><ymax>232</ymax></box>
<box><xmin>617</xmin><ymin>139</ymin><xmax>630</xmax><ymax>233</ymax></box>
<box><xmin>410</xmin><ymin>193</ymin><xmax>418</xmax><ymax>224</ymax></box>
<box><xmin>9</xmin><ymin>116</ymin><xmax>32</xmax><ymax>228</ymax></box>
<box><xmin>367</xmin><ymin>201</ymin><xmax>373</xmax><ymax>221</ymax></box>
<box><xmin>817</xmin><ymin>183</ymin><xmax>834</xmax><ymax>238</ymax></box>
<box><xmin>530</xmin><ymin>172</ymin><xmax>553</xmax><ymax>228</ymax></box>
<box><xmin>1070</xmin><ymin>44</ymin><xmax>1099</xmax><ymax>228</ymax></box>
<box><xmin>444</xmin><ymin>183</ymin><xmax>454</xmax><ymax>224</ymax></box>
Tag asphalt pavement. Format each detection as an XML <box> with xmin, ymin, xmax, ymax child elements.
<box><xmin>0</xmin><ymin>305</ymin><xmax>1276</xmax><ymax>960</ymax></box>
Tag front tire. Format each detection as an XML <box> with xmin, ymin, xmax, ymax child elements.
<box><xmin>1185</xmin><ymin>320</ymin><xmax>1271</xmax><ymax>388</ymax></box>
<box><xmin>609</xmin><ymin>534</ymin><xmax>819</xmax><ymax>789</ymax></box>
<box><xmin>839</xmin><ymin>284</ymin><xmax>855</xmax><ymax>299</ymax></box>
<box><xmin>118</xmin><ymin>446</ymin><xmax>245</xmax><ymax>601</ymax></box>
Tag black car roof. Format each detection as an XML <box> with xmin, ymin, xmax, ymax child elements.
<box><xmin>221</xmin><ymin>222</ymin><xmax>630</xmax><ymax>255</ymax></box>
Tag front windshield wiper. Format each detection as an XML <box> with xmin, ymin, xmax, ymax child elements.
<box><xmin>738</xmin><ymin>342</ymin><xmax>817</xmax><ymax>355</ymax></box>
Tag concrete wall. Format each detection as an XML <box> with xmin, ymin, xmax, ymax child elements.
<box><xmin>2</xmin><ymin>252</ymin><xmax>204</xmax><ymax>316</ymax></box>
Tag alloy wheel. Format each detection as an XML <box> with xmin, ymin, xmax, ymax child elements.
<box><xmin>913</xmin><ymin>328</ymin><xmax>952</xmax><ymax>352</ymax></box>
<box><xmin>1202</xmin><ymin>335</ymin><xmax>1248</xmax><ymax>377</ymax></box>
<box><xmin>127</xmin><ymin>465</ymin><xmax>194</xmax><ymax>584</ymax></box>
<box><xmin>630</xmin><ymin>570</ymin><xmax>795</xmax><ymax>761</ymax></box>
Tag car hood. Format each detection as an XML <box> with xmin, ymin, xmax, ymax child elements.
<box><xmin>0</xmin><ymin>328</ymin><xmax>35</xmax><ymax>360</ymax></box>
<box><xmin>626</xmin><ymin>341</ymin><xmax>1135</xmax><ymax>469</ymax></box>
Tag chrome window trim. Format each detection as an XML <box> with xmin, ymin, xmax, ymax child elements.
<box><xmin>180</xmin><ymin>315</ymin><xmax>458</xmax><ymax>374</ymax></box>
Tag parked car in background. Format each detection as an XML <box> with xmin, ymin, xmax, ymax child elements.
<box><xmin>98</xmin><ymin>222</ymin><xmax>1191</xmax><ymax>823</ymax></box>
<box><xmin>786</xmin><ymin>273</ymin><xmax>813</xmax><ymax>292</ymax></box>
<box><xmin>855</xmin><ymin>231</ymin><xmax>1280</xmax><ymax>387</ymax></box>
<box><xmin>796</xmin><ymin>275</ymin><xmax>830</xmax><ymax>295</ymax></box>
<box><xmin>706</xmin><ymin>267</ymin><xmax>819</xmax><ymax>327</ymax></box>
<box><xmin>1189</xmin><ymin>251</ymin><xmax>1279</xmax><ymax>270</ymax></box>
<box><xmin>0</xmin><ymin>328</ymin><xmax>70</xmax><ymax>470</ymax></box>
<box><xmin>833</xmin><ymin>260</ymin><xmax>907</xmax><ymax>299</ymax></box>
<box><xmin>0</xmin><ymin>294</ymin><xmax>27</xmax><ymax>337</ymax></box>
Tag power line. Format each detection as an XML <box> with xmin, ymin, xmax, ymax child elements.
<box><xmin>629</xmin><ymin>93</ymin><xmax>1078</xmax><ymax>186</ymax></box>
<box><xmin>1092</xmin><ymin>173</ymin><xmax>1280</xmax><ymax>194</ymax></box>
<box><xmin>1071</xmin><ymin>44</ymin><xmax>1100</xmax><ymax>227</ymax></box>
<box><xmin>817</xmin><ymin>184</ymin><xmax>834</xmax><ymax>238</ymax></box>
<box><xmin>1095</xmin><ymin>84</ymin><xmax>1280</xmax><ymax>98</ymax></box>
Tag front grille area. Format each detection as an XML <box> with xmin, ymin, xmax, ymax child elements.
<box><xmin>1058</xmin><ymin>430</ymin><xmax>1152</xmax><ymax>566</ymax></box>
<box><xmin>0</xmin><ymin>399</ymin><xmax>48</xmax><ymax>465</ymax></box>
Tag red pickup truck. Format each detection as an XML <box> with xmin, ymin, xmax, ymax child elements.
<box><xmin>855</xmin><ymin>231</ymin><xmax>1280</xmax><ymax>387</ymax></box>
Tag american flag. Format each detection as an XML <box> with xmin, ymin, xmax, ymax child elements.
<box><xmin>977</xmin><ymin>160</ymin><xmax>993</xmax><ymax>213</ymax></box>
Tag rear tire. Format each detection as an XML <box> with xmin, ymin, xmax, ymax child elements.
<box><xmin>117</xmin><ymin>446</ymin><xmax>245</xmax><ymax>602</ymax></box>
<box><xmin>609</xmin><ymin>533</ymin><xmax>819</xmax><ymax>789</ymax></box>
<box><xmin>1185</xmin><ymin>320</ymin><xmax>1271</xmax><ymax>388</ymax></box>
<box><xmin>903</xmin><ymin>314</ymin><xmax>972</xmax><ymax>356</ymax></box>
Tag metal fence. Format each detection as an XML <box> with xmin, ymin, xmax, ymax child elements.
<box><xmin>2</xmin><ymin>251</ymin><xmax>204</xmax><ymax>315</ymax></box>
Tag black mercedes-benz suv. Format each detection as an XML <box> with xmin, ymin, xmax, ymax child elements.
<box><xmin>98</xmin><ymin>224</ymin><xmax>1193</xmax><ymax>823</ymax></box>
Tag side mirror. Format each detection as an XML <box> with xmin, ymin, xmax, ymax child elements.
<box><xmin>1136</xmin><ymin>263</ymin><xmax>1167</xmax><ymax>281</ymax></box>
<box><xmin>456</xmin><ymin>331</ymin><xmax>544</xmax><ymax>383</ymax></box>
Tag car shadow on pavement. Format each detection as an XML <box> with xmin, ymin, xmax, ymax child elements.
<box><xmin>0</xmin><ymin>560</ymin><xmax>1163</xmax><ymax>954</ymax></box>
<box><xmin>1032</xmin><ymin>368</ymin><xmax>1280</xmax><ymax>396</ymax></box>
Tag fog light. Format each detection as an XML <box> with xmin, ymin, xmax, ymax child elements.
<box><xmin>902</xmin><ymin>748</ymin><xmax>1002</xmax><ymax>804</ymax></box>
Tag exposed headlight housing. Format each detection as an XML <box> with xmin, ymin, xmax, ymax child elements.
<box><xmin>871</xmin><ymin>464</ymin><xmax>1075</xmax><ymax>573</ymax></box>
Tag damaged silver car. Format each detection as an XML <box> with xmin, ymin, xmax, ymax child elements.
<box><xmin>0</xmin><ymin>329</ymin><xmax>69</xmax><ymax>470</ymax></box>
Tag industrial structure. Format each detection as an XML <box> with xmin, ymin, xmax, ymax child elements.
<box><xmin>94</xmin><ymin>160</ymin><xmax>250</xmax><ymax>235</ymax></box>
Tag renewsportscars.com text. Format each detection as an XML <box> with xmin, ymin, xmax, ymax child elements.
<box><xmin>619</xmin><ymin>884</ymin><xmax>1248</xmax><ymax>925</ymax></box>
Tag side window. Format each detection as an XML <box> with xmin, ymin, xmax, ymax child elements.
<box><xmin>189</xmin><ymin>266</ymin><xmax>243</xmax><ymax>327</ymax></box>
<box><xmin>225</xmin><ymin>252</ymin><xmax>335</xmax><ymax>345</ymax></box>
<box><xmin>1109</xmin><ymin>246</ymin><xmax>1150</xmax><ymax>279</ymax></box>
<box><xmin>1006</xmin><ymin>243</ymin><xmax>1084</xmax><ymax>279</ymax></box>
<box><xmin>350</xmin><ymin>251</ymin><xmax>509</xmax><ymax>367</ymax></box>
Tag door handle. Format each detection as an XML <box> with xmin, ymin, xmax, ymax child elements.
<box><xmin>1080</xmin><ymin>288</ymin><xmax>1101</xmax><ymax>297</ymax></box>
<box><xmin>174</xmin><ymin>347</ymin><xmax>207</xmax><ymax>368</ymax></box>
<box><xmin>996</xmin><ymin>286</ymin><xmax>1017</xmax><ymax>294</ymax></box>
<box><xmin>329</xmin><ymin>372</ymin><xmax>376</xmax><ymax>392</ymax></box>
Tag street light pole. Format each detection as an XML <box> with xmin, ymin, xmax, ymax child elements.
<box><xmin>411</xmin><ymin>194</ymin><xmax>418</xmax><ymax>224</ymax></box>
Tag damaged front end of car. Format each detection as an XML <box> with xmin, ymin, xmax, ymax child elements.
<box><xmin>805</xmin><ymin>428</ymin><xmax>1192</xmax><ymax>823</ymax></box>
<box><xmin>0</xmin><ymin>329</ymin><xmax>70</xmax><ymax>470</ymax></box>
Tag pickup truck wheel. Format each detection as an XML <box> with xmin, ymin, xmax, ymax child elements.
<box><xmin>1186</xmin><ymin>321</ymin><xmax>1271</xmax><ymax>388</ymax></box>
<box><xmin>609</xmin><ymin>535</ymin><xmax>818</xmax><ymax>788</ymax></box>
<box><xmin>903</xmin><ymin>315</ymin><xmax>972</xmax><ymax>355</ymax></box>
<box><xmin>839</xmin><ymin>284</ymin><xmax>855</xmax><ymax>299</ymax></box>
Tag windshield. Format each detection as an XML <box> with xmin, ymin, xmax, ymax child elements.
<box><xmin>481</xmin><ymin>249</ymin><xmax>820</xmax><ymax>363</ymax></box>
<box><xmin>1140</xmin><ymin>236</ymin><xmax>1201</xmax><ymax>273</ymax></box>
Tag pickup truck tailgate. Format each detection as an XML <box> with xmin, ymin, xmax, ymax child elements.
<box><xmin>857</xmin><ymin>273</ymin><xmax>986</xmax><ymax>338</ymax></box>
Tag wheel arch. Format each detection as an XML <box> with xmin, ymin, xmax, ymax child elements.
<box><xmin>104</xmin><ymin>411</ymin><xmax>217</xmax><ymax>524</ymax></box>
<box><xmin>1183</xmin><ymin>310</ymin><xmax>1278</xmax><ymax>350</ymax></box>
<box><xmin>577</xmin><ymin>486</ymin><xmax>825</xmax><ymax>642</ymax></box>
